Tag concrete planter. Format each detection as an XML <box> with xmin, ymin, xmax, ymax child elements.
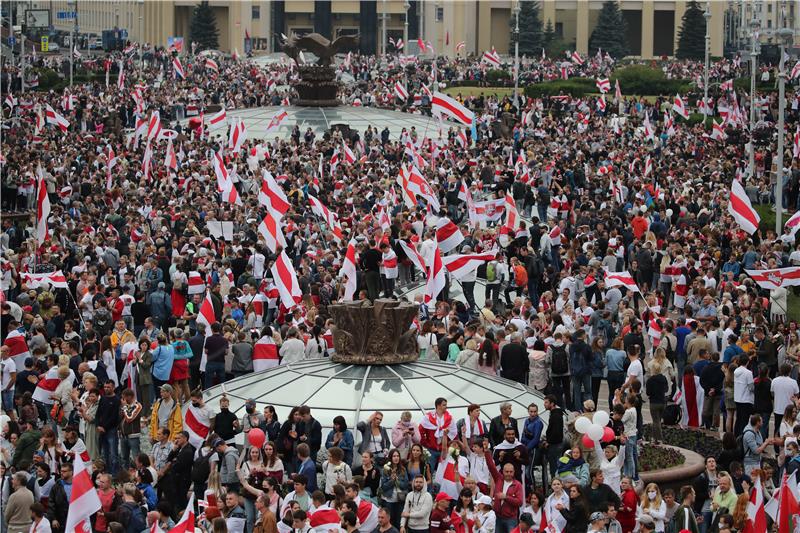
<box><xmin>639</xmin><ymin>444</ymin><xmax>705</xmax><ymax>485</ymax></box>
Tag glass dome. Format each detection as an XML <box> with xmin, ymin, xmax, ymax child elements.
<box><xmin>203</xmin><ymin>359</ymin><xmax>551</xmax><ymax>436</ymax></box>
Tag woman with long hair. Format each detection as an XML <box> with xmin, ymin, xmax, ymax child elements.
<box><xmin>639</xmin><ymin>483</ymin><xmax>667</xmax><ymax>532</ymax></box>
<box><xmin>277</xmin><ymin>407</ymin><xmax>301</xmax><ymax>470</ymax></box>
<box><xmin>262</xmin><ymin>406</ymin><xmax>281</xmax><ymax>444</ymax></box>
<box><xmin>520</xmin><ymin>491</ymin><xmax>545</xmax><ymax>532</ymax></box>
<box><xmin>405</xmin><ymin>443</ymin><xmax>431</xmax><ymax>487</ymax></box>
<box><xmin>557</xmin><ymin>484</ymin><xmax>589</xmax><ymax>533</ymax></box>
<box><xmin>379</xmin><ymin>448</ymin><xmax>409</xmax><ymax>528</ymax></box>
<box><xmin>528</xmin><ymin>339</ymin><xmax>549</xmax><ymax>394</ymax></box>
<box><xmin>589</xmin><ymin>336</ymin><xmax>606</xmax><ymax>406</ymax></box>
<box><xmin>305</xmin><ymin>325</ymin><xmax>328</xmax><ymax>359</ymax></box>
<box><xmin>417</xmin><ymin>320</ymin><xmax>438</xmax><ymax>360</ymax></box>
<box><xmin>617</xmin><ymin>477</ymin><xmax>638</xmax><ymax>533</ymax></box>
<box><xmin>451</xmin><ymin>488</ymin><xmax>476</xmax><ymax>533</ymax></box>
<box><xmin>238</xmin><ymin>445</ymin><xmax>268</xmax><ymax>533</ymax></box>
<box><xmin>731</xmin><ymin>493</ymin><xmax>751</xmax><ymax>532</ymax></box>
<box><xmin>477</xmin><ymin>332</ymin><xmax>497</xmax><ymax>376</ymax></box>
<box><xmin>262</xmin><ymin>441</ymin><xmax>285</xmax><ymax>482</ymax></box>
<box><xmin>325</xmin><ymin>415</ymin><xmax>356</xmax><ymax>466</ymax></box>
<box><xmin>544</xmin><ymin>478</ymin><xmax>569</xmax><ymax>533</ymax></box>
<box><xmin>723</xmin><ymin>362</ymin><xmax>737</xmax><ymax>433</ymax></box>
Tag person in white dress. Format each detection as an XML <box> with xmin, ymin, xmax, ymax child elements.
<box><xmin>593</xmin><ymin>441</ymin><xmax>626</xmax><ymax>495</ymax></box>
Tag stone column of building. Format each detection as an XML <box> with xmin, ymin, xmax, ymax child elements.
<box><xmin>641</xmin><ymin>1</ymin><xmax>654</xmax><ymax>58</ymax></box>
<box><xmin>576</xmin><ymin>1</ymin><xmax>589</xmax><ymax>54</ymax></box>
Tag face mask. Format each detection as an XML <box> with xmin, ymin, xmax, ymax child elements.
<box><xmin>648</xmin><ymin>491</ymin><xmax>657</xmax><ymax>500</ymax></box>
<box><xmin>192</xmin><ymin>402</ymin><xmax>200</xmax><ymax>408</ymax></box>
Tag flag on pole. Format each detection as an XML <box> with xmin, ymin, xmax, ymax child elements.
<box><xmin>595</xmin><ymin>78</ymin><xmax>610</xmax><ymax>94</ymax></box>
<box><xmin>64</xmin><ymin>457</ymin><xmax>102</xmax><ymax>533</ymax></box>
<box><xmin>482</xmin><ymin>48</ymin><xmax>501</xmax><ymax>68</ymax></box>
<box><xmin>36</xmin><ymin>166</ymin><xmax>50</xmax><ymax>246</ymax></box>
<box><xmin>167</xmin><ymin>494</ymin><xmax>196</xmax><ymax>533</ymax></box>
<box><xmin>603</xmin><ymin>268</ymin><xmax>640</xmax><ymax>293</ymax></box>
<box><xmin>339</xmin><ymin>239</ymin><xmax>358</xmax><ymax>301</ymax></box>
<box><xmin>728</xmin><ymin>179</ymin><xmax>760</xmax><ymax>234</ymax></box>
<box><xmin>745</xmin><ymin>267</ymin><xmax>800</xmax><ymax>289</ymax></box>
<box><xmin>673</xmin><ymin>94</ymin><xmax>689</xmax><ymax>119</ymax></box>
<box><xmin>436</xmin><ymin>218</ymin><xmax>465</xmax><ymax>253</ymax></box>
<box><xmin>432</xmin><ymin>92</ymin><xmax>474</xmax><ymax>126</ymax></box>
<box><xmin>172</xmin><ymin>56</ymin><xmax>185</xmax><ymax>79</ymax></box>
<box><xmin>270</xmin><ymin>251</ymin><xmax>302</xmax><ymax>309</ymax></box>
<box><xmin>424</xmin><ymin>246</ymin><xmax>446</xmax><ymax>304</ymax></box>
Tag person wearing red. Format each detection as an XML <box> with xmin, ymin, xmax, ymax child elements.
<box><xmin>451</xmin><ymin>488</ymin><xmax>476</xmax><ymax>533</ymax></box>
<box><xmin>618</xmin><ymin>477</ymin><xmax>638</xmax><ymax>533</ymax></box>
<box><xmin>419</xmin><ymin>397</ymin><xmax>457</xmax><ymax>469</ymax></box>
<box><xmin>430</xmin><ymin>493</ymin><xmax>453</xmax><ymax>533</ymax></box>
<box><xmin>509</xmin><ymin>513</ymin><xmax>534</xmax><ymax>533</ymax></box>
<box><xmin>485</xmin><ymin>441</ymin><xmax>523</xmax><ymax>533</ymax></box>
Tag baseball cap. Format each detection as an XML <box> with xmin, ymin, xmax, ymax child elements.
<box><xmin>245</xmin><ymin>399</ymin><xmax>256</xmax><ymax>408</ymax></box>
<box><xmin>160</xmin><ymin>384</ymin><xmax>174</xmax><ymax>393</ymax></box>
<box><xmin>434</xmin><ymin>492</ymin><xmax>452</xmax><ymax>503</ymax></box>
<box><xmin>476</xmin><ymin>494</ymin><xmax>493</xmax><ymax>506</ymax></box>
<box><xmin>212</xmin><ymin>438</ymin><xmax>226</xmax><ymax>448</ymax></box>
<box><xmin>590</xmin><ymin>512</ymin><xmax>606</xmax><ymax>523</ymax></box>
<box><xmin>638</xmin><ymin>515</ymin><xmax>655</xmax><ymax>528</ymax></box>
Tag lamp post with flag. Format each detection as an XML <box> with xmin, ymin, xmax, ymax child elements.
<box><xmin>404</xmin><ymin>0</ymin><xmax>410</xmax><ymax>47</ymax></box>
<box><xmin>774</xmin><ymin>21</ymin><xmax>794</xmax><ymax>233</ymax></box>
<box><xmin>748</xmin><ymin>10</ymin><xmax>761</xmax><ymax>180</ymax></box>
<box><xmin>513</xmin><ymin>0</ymin><xmax>521</xmax><ymax>109</ymax></box>
<box><xmin>702</xmin><ymin>2</ymin><xmax>710</xmax><ymax>121</ymax></box>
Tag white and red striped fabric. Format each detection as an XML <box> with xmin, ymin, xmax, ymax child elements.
<box><xmin>710</xmin><ymin>120</ymin><xmax>727</xmax><ymax>141</ymax></box>
<box><xmin>20</xmin><ymin>270</ymin><xmax>68</xmax><ymax>289</ymax></box>
<box><xmin>165</xmin><ymin>138</ymin><xmax>178</xmax><ymax>171</ymax></box>
<box><xmin>434</xmin><ymin>454</ymin><xmax>461</xmax><ymax>499</ymax></box>
<box><xmin>147</xmin><ymin>111</ymin><xmax>162</xmax><ymax>142</ymax></box>
<box><xmin>785</xmin><ymin>210</ymin><xmax>800</xmax><ymax>237</ymax></box>
<box><xmin>570</xmin><ymin>51</ymin><xmax>584</xmax><ymax>65</ymax></box>
<box><xmin>209</xmin><ymin>107</ymin><xmax>227</xmax><ymax>126</ymax></box>
<box><xmin>266</xmin><ymin>109</ymin><xmax>289</xmax><ymax>133</ymax></box>
<box><xmin>270</xmin><ymin>251</ymin><xmax>302</xmax><ymax>309</ymax></box>
<box><xmin>183</xmin><ymin>403</ymin><xmax>211</xmax><ymax>448</ymax></box>
<box><xmin>442</xmin><ymin>251</ymin><xmax>496</xmax><ymax>281</ymax></box>
<box><xmin>482</xmin><ymin>48</ymin><xmax>501</xmax><ymax>68</ymax></box>
<box><xmin>398</xmin><ymin>240</ymin><xmax>428</xmax><ymax>278</ymax></box>
<box><xmin>432</xmin><ymin>91</ymin><xmax>475</xmax><ymax>126</ymax></box>
<box><xmin>168</xmin><ymin>494</ymin><xmax>196</xmax><ymax>533</ymax></box>
<box><xmin>36</xmin><ymin>169</ymin><xmax>50</xmax><ymax>246</ymax></box>
<box><xmin>32</xmin><ymin>366</ymin><xmax>60</xmax><ymax>405</ymax></box>
<box><xmin>595</xmin><ymin>78</ymin><xmax>610</xmax><ymax>93</ymax></box>
<box><xmin>745</xmin><ymin>267</ymin><xmax>800</xmax><ymax>289</ymax></box>
<box><xmin>253</xmin><ymin>335</ymin><xmax>279</xmax><ymax>371</ymax></box>
<box><xmin>603</xmin><ymin>268</ymin><xmax>640</xmax><ymax>293</ymax></box>
<box><xmin>64</xmin><ymin>454</ymin><xmax>102</xmax><ymax>533</ymax></box>
<box><xmin>45</xmin><ymin>104</ymin><xmax>70</xmax><ymax>132</ymax></box>
<box><xmin>172</xmin><ymin>56</ymin><xmax>185</xmax><ymax>79</ymax></box>
<box><xmin>673</xmin><ymin>93</ymin><xmax>689</xmax><ymax>119</ymax></box>
<box><xmin>424</xmin><ymin>246</ymin><xmax>446</xmax><ymax>304</ymax></box>
<box><xmin>340</xmin><ymin>239</ymin><xmax>358</xmax><ymax>301</ymax></box>
<box><xmin>60</xmin><ymin>438</ymin><xmax>92</xmax><ymax>468</ymax></box>
<box><xmin>187</xmin><ymin>271</ymin><xmax>206</xmax><ymax>295</ymax></box>
<box><xmin>259</xmin><ymin>171</ymin><xmax>291</xmax><ymax>215</ymax></box>
<box><xmin>456</xmin><ymin>41</ymin><xmax>465</xmax><ymax>52</ymax></box>
<box><xmin>258</xmin><ymin>209</ymin><xmax>287</xmax><ymax>253</ymax></box>
<box><xmin>228</xmin><ymin>117</ymin><xmax>247</xmax><ymax>153</ymax></box>
<box><xmin>356</xmin><ymin>499</ymin><xmax>380</xmax><ymax>533</ymax></box>
<box><xmin>728</xmin><ymin>179</ymin><xmax>760</xmax><ymax>234</ymax></box>
<box><xmin>4</xmin><ymin>330</ymin><xmax>30</xmax><ymax>369</ymax></box>
<box><xmin>196</xmin><ymin>291</ymin><xmax>216</xmax><ymax>336</ymax></box>
<box><xmin>436</xmin><ymin>218</ymin><xmax>465</xmax><ymax>253</ymax></box>
<box><xmin>308</xmin><ymin>195</ymin><xmax>344</xmax><ymax>242</ymax></box>
<box><xmin>343</xmin><ymin>143</ymin><xmax>356</xmax><ymax>164</ymax></box>
<box><xmin>205</xmin><ymin>58</ymin><xmax>219</xmax><ymax>72</ymax></box>
<box><xmin>382</xmin><ymin>249</ymin><xmax>398</xmax><ymax>279</ymax></box>
<box><xmin>61</xmin><ymin>93</ymin><xmax>75</xmax><ymax>111</ymax></box>
<box><xmin>394</xmin><ymin>81</ymin><xmax>409</xmax><ymax>101</ymax></box>
<box><xmin>310</xmin><ymin>508</ymin><xmax>343</xmax><ymax>533</ymax></box>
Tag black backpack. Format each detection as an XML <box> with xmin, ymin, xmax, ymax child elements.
<box><xmin>736</xmin><ymin>429</ymin><xmax>755</xmax><ymax>460</ymax></box>
<box><xmin>191</xmin><ymin>450</ymin><xmax>217</xmax><ymax>484</ymax></box>
<box><xmin>120</xmin><ymin>502</ymin><xmax>147</xmax><ymax>533</ymax></box>
<box><xmin>93</xmin><ymin>309</ymin><xmax>113</xmax><ymax>337</ymax></box>
<box><xmin>551</xmin><ymin>345</ymin><xmax>569</xmax><ymax>375</ymax></box>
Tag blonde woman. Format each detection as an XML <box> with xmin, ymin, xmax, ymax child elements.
<box><xmin>647</xmin><ymin>348</ymin><xmax>675</xmax><ymax>384</ymax></box>
<box><xmin>639</xmin><ymin>483</ymin><xmax>667</xmax><ymax>532</ymax></box>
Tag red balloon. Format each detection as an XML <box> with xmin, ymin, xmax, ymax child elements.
<box><xmin>602</xmin><ymin>427</ymin><xmax>615</xmax><ymax>443</ymax></box>
<box><xmin>581</xmin><ymin>433</ymin><xmax>594</xmax><ymax>448</ymax></box>
<box><xmin>248</xmin><ymin>428</ymin><xmax>266</xmax><ymax>449</ymax></box>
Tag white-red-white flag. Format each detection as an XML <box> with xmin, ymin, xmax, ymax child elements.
<box><xmin>168</xmin><ymin>494</ymin><xmax>196</xmax><ymax>533</ymax></box>
<box><xmin>209</xmin><ymin>107</ymin><xmax>227</xmax><ymax>126</ymax></box>
<box><xmin>259</xmin><ymin>170</ymin><xmax>291</xmax><ymax>215</ymax></box>
<box><xmin>165</xmin><ymin>139</ymin><xmax>177</xmax><ymax>171</ymax></box>
<box><xmin>172</xmin><ymin>56</ymin><xmax>185</xmax><ymax>79</ymax></box>
<box><xmin>183</xmin><ymin>403</ymin><xmax>211</xmax><ymax>448</ymax></box>
<box><xmin>424</xmin><ymin>246</ymin><xmax>446</xmax><ymax>304</ymax></box>
<box><xmin>432</xmin><ymin>91</ymin><xmax>475</xmax><ymax>126</ymax></box>
<box><xmin>745</xmin><ymin>267</ymin><xmax>800</xmax><ymax>289</ymax></box>
<box><xmin>340</xmin><ymin>239</ymin><xmax>358</xmax><ymax>301</ymax></box>
<box><xmin>258</xmin><ymin>209</ymin><xmax>287</xmax><ymax>254</ymax></box>
<box><xmin>436</xmin><ymin>217</ymin><xmax>465</xmax><ymax>253</ymax></box>
<box><xmin>596</xmin><ymin>78</ymin><xmax>610</xmax><ymax>93</ymax></box>
<box><xmin>603</xmin><ymin>268</ymin><xmax>640</xmax><ymax>293</ymax></box>
<box><xmin>253</xmin><ymin>335</ymin><xmax>279</xmax><ymax>371</ymax></box>
<box><xmin>482</xmin><ymin>48</ymin><xmax>501</xmax><ymax>68</ymax></box>
<box><xmin>270</xmin><ymin>251</ymin><xmax>302</xmax><ymax>308</ymax></box>
<box><xmin>36</xmin><ymin>166</ymin><xmax>50</xmax><ymax>246</ymax></box>
<box><xmin>673</xmin><ymin>93</ymin><xmax>689</xmax><ymax>119</ymax></box>
<box><xmin>196</xmin><ymin>291</ymin><xmax>216</xmax><ymax>336</ymax></box>
<box><xmin>45</xmin><ymin>104</ymin><xmax>70</xmax><ymax>132</ymax></box>
<box><xmin>398</xmin><ymin>240</ymin><xmax>428</xmax><ymax>278</ymax></box>
<box><xmin>395</xmin><ymin>81</ymin><xmax>409</xmax><ymax>101</ymax></box>
<box><xmin>64</xmin><ymin>457</ymin><xmax>102</xmax><ymax>533</ymax></box>
<box><xmin>442</xmin><ymin>251</ymin><xmax>496</xmax><ymax>281</ymax></box>
<box><xmin>728</xmin><ymin>179</ymin><xmax>760</xmax><ymax>234</ymax></box>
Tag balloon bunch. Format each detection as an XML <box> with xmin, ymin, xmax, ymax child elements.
<box><xmin>574</xmin><ymin>411</ymin><xmax>615</xmax><ymax>448</ymax></box>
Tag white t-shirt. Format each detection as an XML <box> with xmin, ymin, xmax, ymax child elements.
<box><xmin>772</xmin><ymin>376</ymin><xmax>799</xmax><ymax>415</ymax></box>
<box><xmin>627</xmin><ymin>359</ymin><xmax>644</xmax><ymax>385</ymax></box>
<box><xmin>1</xmin><ymin>358</ymin><xmax>16</xmax><ymax>390</ymax></box>
<box><xmin>249</xmin><ymin>252</ymin><xmax>266</xmax><ymax>278</ymax></box>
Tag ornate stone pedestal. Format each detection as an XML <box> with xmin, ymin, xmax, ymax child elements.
<box><xmin>328</xmin><ymin>299</ymin><xmax>419</xmax><ymax>364</ymax></box>
<box><xmin>293</xmin><ymin>66</ymin><xmax>340</xmax><ymax>107</ymax></box>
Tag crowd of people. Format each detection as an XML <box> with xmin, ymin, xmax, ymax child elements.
<box><xmin>1</xmin><ymin>38</ymin><xmax>800</xmax><ymax>533</ymax></box>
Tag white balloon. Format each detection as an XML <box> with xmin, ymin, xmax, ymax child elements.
<box><xmin>574</xmin><ymin>416</ymin><xmax>592</xmax><ymax>434</ymax></box>
<box><xmin>587</xmin><ymin>423</ymin><xmax>604</xmax><ymax>441</ymax></box>
<box><xmin>593</xmin><ymin>411</ymin><xmax>610</xmax><ymax>427</ymax></box>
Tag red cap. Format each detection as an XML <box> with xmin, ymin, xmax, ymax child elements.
<box><xmin>435</xmin><ymin>492</ymin><xmax>452</xmax><ymax>503</ymax></box>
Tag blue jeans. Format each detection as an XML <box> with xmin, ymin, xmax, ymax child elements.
<box><xmin>100</xmin><ymin>430</ymin><xmax>120</xmax><ymax>475</ymax></box>
<box><xmin>120</xmin><ymin>435</ymin><xmax>140</xmax><ymax>469</ymax></box>
<box><xmin>497</xmin><ymin>517</ymin><xmax>518</xmax><ymax>533</ymax></box>
<box><xmin>205</xmin><ymin>361</ymin><xmax>226</xmax><ymax>389</ymax></box>
<box><xmin>624</xmin><ymin>434</ymin><xmax>638</xmax><ymax>480</ymax></box>
<box><xmin>1</xmin><ymin>389</ymin><xmax>14</xmax><ymax>411</ymax></box>
<box><xmin>572</xmin><ymin>373</ymin><xmax>592</xmax><ymax>412</ymax></box>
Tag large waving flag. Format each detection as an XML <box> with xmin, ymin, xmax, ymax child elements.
<box><xmin>308</xmin><ymin>194</ymin><xmax>344</xmax><ymax>242</ymax></box>
<box><xmin>424</xmin><ymin>246</ymin><xmax>446</xmax><ymax>304</ymax></box>
<box><xmin>482</xmin><ymin>48</ymin><xmax>501</xmax><ymax>68</ymax></box>
<box><xmin>183</xmin><ymin>402</ymin><xmax>211</xmax><ymax>448</ymax></box>
<box><xmin>196</xmin><ymin>291</ymin><xmax>216</xmax><ymax>336</ymax></box>
<box><xmin>4</xmin><ymin>330</ymin><xmax>31</xmax><ymax>369</ymax></box>
<box><xmin>168</xmin><ymin>494</ymin><xmax>196</xmax><ymax>533</ymax></box>
<box><xmin>442</xmin><ymin>251</ymin><xmax>496</xmax><ymax>281</ymax></box>
<box><xmin>253</xmin><ymin>335</ymin><xmax>279</xmax><ymax>371</ymax></box>
<box><xmin>270</xmin><ymin>251</ymin><xmax>302</xmax><ymax>309</ymax></box>
<box><xmin>339</xmin><ymin>239</ymin><xmax>358</xmax><ymax>301</ymax></box>
<box><xmin>742</xmin><ymin>477</ymin><xmax>768</xmax><ymax>533</ymax></box>
<box><xmin>45</xmin><ymin>104</ymin><xmax>70</xmax><ymax>132</ymax></box>
<box><xmin>172</xmin><ymin>56</ymin><xmax>185</xmax><ymax>79</ymax></box>
<box><xmin>259</xmin><ymin>170</ymin><xmax>291</xmax><ymax>215</ymax></box>
<box><xmin>784</xmin><ymin>209</ymin><xmax>800</xmax><ymax>237</ymax></box>
<box><xmin>745</xmin><ymin>267</ymin><xmax>800</xmax><ymax>289</ymax></box>
<box><xmin>432</xmin><ymin>91</ymin><xmax>475</xmax><ymax>126</ymax></box>
<box><xmin>673</xmin><ymin>94</ymin><xmax>689</xmax><ymax>119</ymax></box>
<box><xmin>398</xmin><ymin>240</ymin><xmax>428</xmax><ymax>278</ymax></box>
<box><xmin>20</xmin><ymin>270</ymin><xmax>68</xmax><ymax>290</ymax></box>
<box><xmin>728</xmin><ymin>179</ymin><xmax>760</xmax><ymax>234</ymax></box>
<box><xmin>36</xmin><ymin>167</ymin><xmax>50</xmax><ymax>246</ymax></box>
<box><xmin>258</xmin><ymin>209</ymin><xmax>287</xmax><ymax>254</ymax></box>
<box><xmin>436</xmin><ymin>217</ymin><xmax>465</xmax><ymax>253</ymax></box>
<box><xmin>64</xmin><ymin>456</ymin><xmax>102</xmax><ymax>533</ymax></box>
<box><xmin>603</xmin><ymin>268</ymin><xmax>640</xmax><ymax>293</ymax></box>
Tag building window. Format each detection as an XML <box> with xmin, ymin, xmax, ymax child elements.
<box><xmin>555</xmin><ymin>22</ymin><xmax>563</xmax><ymax>37</ymax></box>
<box><xmin>252</xmin><ymin>6</ymin><xmax>260</xmax><ymax>19</ymax></box>
<box><xmin>436</xmin><ymin>6</ymin><xmax>443</xmax><ymax>22</ymax></box>
<box><xmin>767</xmin><ymin>4</ymin><xmax>772</xmax><ymax>13</ymax></box>
<box><xmin>767</xmin><ymin>19</ymin><xmax>772</xmax><ymax>28</ymax></box>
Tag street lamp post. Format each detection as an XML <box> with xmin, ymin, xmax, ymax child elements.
<box><xmin>138</xmin><ymin>0</ymin><xmax>144</xmax><ymax>69</ymax></box>
<box><xmin>748</xmin><ymin>12</ymin><xmax>760</xmax><ymax>180</ymax></box>
<box><xmin>513</xmin><ymin>1</ymin><xmax>521</xmax><ymax>108</ymax></box>
<box><xmin>382</xmin><ymin>0</ymin><xmax>387</xmax><ymax>56</ymax></box>
<box><xmin>702</xmin><ymin>2</ymin><xmax>710</xmax><ymax>120</ymax></box>
<box><xmin>775</xmin><ymin>25</ymin><xmax>793</xmax><ymax>233</ymax></box>
<box><xmin>403</xmin><ymin>0</ymin><xmax>410</xmax><ymax>48</ymax></box>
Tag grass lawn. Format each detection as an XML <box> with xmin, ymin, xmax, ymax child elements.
<box><xmin>443</xmin><ymin>86</ymin><xmax>515</xmax><ymax>98</ymax></box>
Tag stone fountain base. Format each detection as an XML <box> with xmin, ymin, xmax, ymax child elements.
<box><xmin>293</xmin><ymin>65</ymin><xmax>340</xmax><ymax>107</ymax></box>
<box><xmin>329</xmin><ymin>299</ymin><xmax>419</xmax><ymax>364</ymax></box>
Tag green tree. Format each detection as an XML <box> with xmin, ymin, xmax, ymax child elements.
<box><xmin>509</xmin><ymin>0</ymin><xmax>543</xmax><ymax>56</ymax></box>
<box><xmin>676</xmin><ymin>0</ymin><xmax>706</xmax><ymax>59</ymax></box>
<box><xmin>189</xmin><ymin>1</ymin><xmax>219</xmax><ymax>52</ymax></box>
<box><xmin>588</xmin><ymin>0</ymin><xmax>629</xmax><ymax>59</ymax></box>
